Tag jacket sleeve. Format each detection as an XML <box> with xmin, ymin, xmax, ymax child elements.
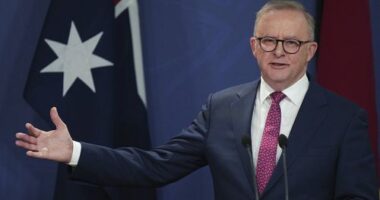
<box><xmin>334</xmin><ymin>108</ymin><xmax>379</xmax><ymax>199</ymax></box>
<box><xmin>70</xmin><ymin>95</ymin><xmax>213</xmax><ymax>187</ymax></box>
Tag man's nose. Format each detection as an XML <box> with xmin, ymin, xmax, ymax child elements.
<box><xmin>273</xmin><ymin>41</ymin><xmax>285</xmax><ymax>56</ymax></box>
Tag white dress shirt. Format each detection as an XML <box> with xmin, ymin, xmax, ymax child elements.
<box><xmin>250</xmin><ymin>74</ymin><xmax>309</xmax><ymax>170</ymax></box>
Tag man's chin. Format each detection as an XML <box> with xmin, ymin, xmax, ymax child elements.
<box><xmin>263</xmin><ymin>75</ymin><xmax>293</xmax><ymax>90</ymax></box>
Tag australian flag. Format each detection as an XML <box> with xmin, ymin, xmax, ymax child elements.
<box><xmin>24</xmin><ymin>0</ymin><xmax>156</xmax><ymax>199</ymax></box>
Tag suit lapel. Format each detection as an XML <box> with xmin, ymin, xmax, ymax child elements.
<box><xmin>262</xmin><ymin>81</ymin><xmax>328</xmax><ymax>196</ymax></box>
<box><xmin>230</xmin><ymin>81</ymin><xmax>259</xmax><ymax>194</ymax></box>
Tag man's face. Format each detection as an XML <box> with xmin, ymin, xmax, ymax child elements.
<box><xmin>250</xmin><ymin>9</ymin><xmax>318</xmax><ymax>91</ymax></box>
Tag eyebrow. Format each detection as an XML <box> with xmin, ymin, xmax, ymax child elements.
<box><xmin>258</xmin><ymin>35</ymin><xmax>304</xmax><ymax>40</ymax></box>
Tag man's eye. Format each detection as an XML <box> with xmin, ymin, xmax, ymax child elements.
<box><xmin>262</xmin><ymin>39</ymin><xmax>276</xmax><ymax>44</ymax></box>
<box><xmin>285</xmin><ymin>40</ymin><xmax>299</xmax><ymax>46</ymax></box>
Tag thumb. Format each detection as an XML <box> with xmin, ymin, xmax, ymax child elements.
<box><xmin>50</xmin><ymin>107</ymin><xmax>66</xmax><ymax>129</ymax></box>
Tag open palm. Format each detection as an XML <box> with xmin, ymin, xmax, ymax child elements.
<box><xmin>15</xmin><ymin>107</ymin><xmax>73</xmax><ymax>163</ymax></box>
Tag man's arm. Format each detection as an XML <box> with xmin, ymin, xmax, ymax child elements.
<box><xmin>15</xmin><ymin>96</ymin><xmax>211</xmax><ymax>187</ymax></box>
<box><xmin>334</xmin><ymin>109</ymin><xmax>378</xmax><ymax>199</ymax></box>
<box><xmin>69</xmin><ymin>99</ymin><xmax>211</xmax><ymax>187</ymax></box>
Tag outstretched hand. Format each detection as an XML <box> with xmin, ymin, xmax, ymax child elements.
<box><xmin>15</xmin><ymin>107</ymin><xmax>73</xmax><ymax>163</ymax></box>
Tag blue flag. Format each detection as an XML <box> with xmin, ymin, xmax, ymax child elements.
<box><xmin>24</xmin><ymin>0</ymin><xmax>155</xmax><ymax>199</ymax></box>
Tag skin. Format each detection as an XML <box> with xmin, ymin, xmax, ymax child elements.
<box><xmin>250</xmin><ymin>9</ymin><xmax>318</xmax><ymax>91</ymax></box>
<box><xmin>15</xmin><ymin>107</ymin><xmax>73</xmax><ymax>163</ymax></box>
<box><xmin>15</xmin><ymin>9</ymin><xmax>318</xmax><ymax>163</ymax></box>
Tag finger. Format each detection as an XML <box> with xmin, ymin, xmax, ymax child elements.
<box><xmin>26</xmin><ymin>150</ymin><xmax>47</xmax><ymax>159</ymax></box>
<box><xmin>25</xmin><ymin>123</ymin><xmax>42</xmax><ymax>137</ymax></box>
<box><xmin>15</xmin><ymin>132</ymin><xmax>38</xmax><ymax>145</ymax></box>
<box><xmin>50</xmin><ymin>107</ymin><xmax>66</xmax><ymax>129</ymax></box>
<box><xmin>15</xmin><ymin>140</ymin><xmax>39</xmax><ymax>151</ymax></box>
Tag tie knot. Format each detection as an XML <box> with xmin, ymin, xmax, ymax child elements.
<box><xmin>270</xmin><ymin>91</ymin><xmax>286</xmax><ymax>103</ymax></box>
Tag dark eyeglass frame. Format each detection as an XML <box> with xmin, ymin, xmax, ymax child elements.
<box><xmin>255</xmin><ymin>36</ymin><xmax>313</xmax><ymax>54</ymax></box>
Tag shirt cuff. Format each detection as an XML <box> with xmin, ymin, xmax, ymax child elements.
<box><xmin>68</xmin><ymin>141</ymin><xmax>82</xmax><ymax>166</ymax></box>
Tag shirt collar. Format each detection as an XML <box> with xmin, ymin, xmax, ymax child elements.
<box><xmin>259</xmin><ymin>73</ymin><xmax>309</xmax><ymax>106</ymax></box>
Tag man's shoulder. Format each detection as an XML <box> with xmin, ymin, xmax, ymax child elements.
<box><xmin>311</xmin><ymin>82</ymin><xmax>364</xmax><ymax>113</ymax></box>
<box><xmin>212</xmin><ymin>80</ymin><xmax>259</xmax><ymax>99</ymax></box>
<box><xmin>203</xmin><ymin>80</ymin><xmax>258</xmax><ymax>111</ymax></box>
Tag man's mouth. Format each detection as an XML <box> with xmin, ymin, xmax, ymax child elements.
<box><xmin>270</xmin><ymin>62</ymin><xmax>289</xmax><ymax>68</ymax></box>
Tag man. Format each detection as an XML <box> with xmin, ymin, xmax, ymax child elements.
<box><xmin>15</xmin><ymin>1</ymin><xmax>378</xmax><ymax>199</ymax></box>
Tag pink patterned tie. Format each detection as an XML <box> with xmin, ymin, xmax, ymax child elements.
<box><xmin>256</xmin><ymin>91</ymin><xmax>286</xmax><ymax>194</ymax></box>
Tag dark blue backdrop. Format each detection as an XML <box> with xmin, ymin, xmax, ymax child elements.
<box><xmin>0</xmin><ymin>1</ymin><xmax>379</xmax><ymax>200</ymax></box>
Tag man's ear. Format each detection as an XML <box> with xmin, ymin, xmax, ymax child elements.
<box><xmin>307</xmin><ymin>42</ymin><xmax>318</xmax><ymax>62</ymax></box>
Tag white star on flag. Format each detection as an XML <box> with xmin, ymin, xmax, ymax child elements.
<box><xmin>40</xmin><ymin>21</ymin><xmax>113</xmax><ymax>96</ymax></box>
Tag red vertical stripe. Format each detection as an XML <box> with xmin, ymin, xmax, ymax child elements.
<box><xmin>317</xmin><ymin>0</ymin><xmax>379</xmax><ymax>174</ymax></box>
<box><xmin>112</xmin><ymin>0</ymin><xmax>121</xmax><ymax>6</ymax></box>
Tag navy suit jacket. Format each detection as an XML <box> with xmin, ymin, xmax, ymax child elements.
<box><xmin>71</xmin><ymin>79</ymin><xmax>378</xmax><ymax>199</ymax></box>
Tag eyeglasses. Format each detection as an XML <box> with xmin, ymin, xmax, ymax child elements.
<box><xmin>255</xmin><ymin>36</ymin><xmax>313</xmax><ymax>54</ymax></box>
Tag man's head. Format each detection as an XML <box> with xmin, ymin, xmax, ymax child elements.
<box><xmin>250</xmin><ymin>0</ymin><xmax>318</xmax><ymax>91</ymax></box>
